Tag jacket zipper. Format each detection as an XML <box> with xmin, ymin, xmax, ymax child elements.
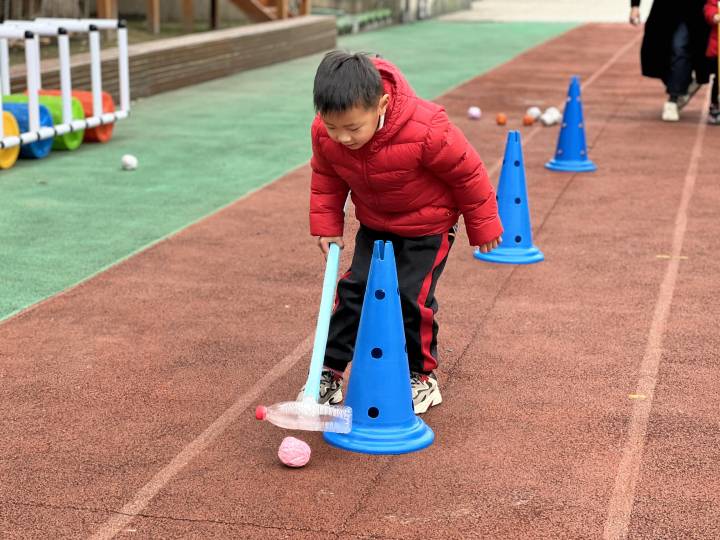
<box><xmin>361</xmin><ymin>155</ymin><xmax>377</xmax><ymax>207</ymax></box>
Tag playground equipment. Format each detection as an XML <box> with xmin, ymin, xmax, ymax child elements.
<box><xmin>0</xmin><ymin>17</ymin><xmax>130</xmax><ymax>165</ymax></box>
<box><xmin>324</xmin><ymin>241</ymin><xmax>435</xmax><ymax>455</ymax></box>
<box><xmin>2</xmin><ymin>21</ymin><xmax>85</xmax><ymax>150</ymax></box>
<box><xmin>0</xmin><ymin>110</ymin><xmax>19</xmax><ymax>168</ymax></box>
<box><xmin>475</xmin><ymin>131</ymin><xmax>544</xmax><ymax>265</ymax></box>
<box><xmin>256</xmin><ymin>243</ymin><xmax>353</xmax><ymax>434</ymax></box>
<box><xmin>545</xmin><ymin>75</ymin><xmax>597</xmax><ymax>173</ymax></box>
<box><xmin>0</xmin><ymin>26</ymin><xmax>54</xmax><ymax>161</ymax></box>
<box><xmin>11</xmin><ymin>18</ymin><xmax>130</xmax><ymax>139</ymax></box>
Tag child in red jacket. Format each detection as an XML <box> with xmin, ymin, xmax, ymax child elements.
<box><xmin>705</xmin><ymin>0</ymin><xmax>720</xmax><ymax>124</ymax></box>
<box><xmin>299</xmin><ymin>51</ymin><xmax>502</xmax><ymax>414</ymax></box>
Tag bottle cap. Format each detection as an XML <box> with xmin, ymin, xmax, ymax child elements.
<box><xmin>255</xmin><ymin>405</ymin><xmax>267</xmax><ymax>420</ymax></box>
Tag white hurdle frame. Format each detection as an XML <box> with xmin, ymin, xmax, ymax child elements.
<box><xmin>2</xmin><ymin>21</ymin><xmax>85</xmax><ymax>136</ymax></box>
<box><xmin>0</xmin><ymin>27</ymin><xmax>54</xmax><ymax>149</ymax></box>
<box><xmin>34</xmin><ymin>18</ymin><xmax>130</xmax><ymax>120</ymax></box>
<box><xmin>0</xmin><ymin>18</ymin><xmax>130</xmax><ymax>150</ymax></box>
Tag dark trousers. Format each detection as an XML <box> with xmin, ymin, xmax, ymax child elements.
<box><xmin>712</xmin><ymin>69</ymin><xmax>719</xmax><ymax>106</ymax></box>
<box><xmin>324</xmin><ymin>224</ymin><xmax>456</xmax><ymax>375</ymax></box>
<box><xmin>663</xmin><ymin>22</ymin><xmax>693</xmax><ymax>98</ymax></box>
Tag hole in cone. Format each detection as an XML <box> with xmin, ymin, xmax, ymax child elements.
<box><xmin>515</xmin><ymin>198</ymin><xmax>521</xmax><ymax>204</ymax></box>
<box><xmin>368</xmin><ymin>407</ymin><xmax>379</xmax><ymax>418</ymax></box>
<box><xmin>514</xmin><ymin>160</ymin><xmax>520</xmax><ymax>167</ymax></box>
<box><xmin>375</xmin><ymin>289</ymin><xmax>386</xmax><ymax>299</ymax></box>
<box><xmin>371</xmin><ymin>347</ymin><xmax>383</xmax><ymax>359</ymax></box>
<box><xmin>515</xmin><ymin>235</ymin><xmax>522</xmax><ymax>243</ymax></box>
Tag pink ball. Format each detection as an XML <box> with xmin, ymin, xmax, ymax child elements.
<box><xmin>278</xmin><ymin>436</ymin><xmax>311</xmax><ymax>468</ymax></box>
<box><xmin>467</xmin><ymin>106</ymin><xmax>482</xmax><ymax>120</ymax></box>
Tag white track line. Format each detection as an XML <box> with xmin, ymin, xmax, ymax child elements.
<box><xmin>89</xmin><ymin>336</ymin><xmax>313</xmax><ymax>540</ymax></box>
<box><xmin>581</xmin><ymin>32</ymin><xmax>642</xmax><ymax>90</ymax></box>
<box><xmin>89</xmin><ymin>29</ymin><xmax>642</xmax><ymax>540</ymax></box>
<box><xmin>603</xmin><ymin>90</ymin><xmax>710</xmax><ymax>539</ymax></box>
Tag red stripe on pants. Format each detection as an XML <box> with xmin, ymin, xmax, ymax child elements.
<box><xmin>417</xmin><ymin>232</ymin><xmax>450</xmax><ymax>373</ymax></box>
<box><xmin>334</xmin><ymin>270</ymin><xmax>351</xmax><ymax>312</ymax></box>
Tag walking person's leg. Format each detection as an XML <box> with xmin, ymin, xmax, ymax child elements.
<box><xmin>662</xmin><ymin>22</ymin><xmax>693</xmax><ymax>121</ymax></box>
<box><xmin>708</xmin><ymin>67</ymin><xmax>720</xmax><ymax>125</ymax></box>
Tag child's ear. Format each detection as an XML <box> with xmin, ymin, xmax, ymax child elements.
<box><xmin>378</xmin><ymin>94</ymin><xmax>390</xmax><ymax>115</ymax></box>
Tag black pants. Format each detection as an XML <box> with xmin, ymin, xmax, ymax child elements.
<box><xmin>663</xmin><ymin>22</ymin><xmax>693</xmax><ymax>98</ymax></box>
<box><xmin>324</xmin><ymin>225</ymin><xmax>455</xmax><ymax>375</ymax></box>
<box><xmin>712</xmin><ymin>68</ymin><xmax>719</xmax><ymax>106</ymax></box>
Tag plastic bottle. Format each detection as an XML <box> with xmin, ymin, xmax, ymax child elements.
<box><xmin>255</xmin><ymin>398</ymin><xmax>352</xmax><ymax>434</ymax></box>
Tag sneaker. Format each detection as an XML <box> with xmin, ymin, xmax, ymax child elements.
<box><xmin>708</xmin><ymin>105</ymin><xmax>720</xmax><ymax>125</ymax></box>
<box><xmin>662</xmin><ymin>101</ymin><xmax>680</xmax><ymax>122</ymax></box>
<box><xmin>296</xmin><ymin>367</ymin><xmax>343</xmax><ymax>404</ymax></box>
<box><xmin>411</xmin><ymin>372</ymin><xmax>442</xmax><ymax>414</ymax></box>
<box><xmin>677</xmin><ymin>79</ymin><xmax>701</xmax><ymax>110</ymax></box>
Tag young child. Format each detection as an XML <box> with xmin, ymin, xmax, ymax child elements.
<box><xmin>300</xmin><ymin>51</ymin><xmax>502</xmax><ymax>414</ymax></box>
<box><xmin>704</xmin><ymin>0</ymin><xmax>720</xmax><ymax>124</ymax></box>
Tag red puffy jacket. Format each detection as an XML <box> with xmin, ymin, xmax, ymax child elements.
<box><xmin>705</xmin><ymin>0</ymin><xmax>718</xmax><ymax>57</ymax></box>
<box><xmin>309</xmin><ymin>58</ymin><xmax>502</xmax><ymax>247</ymax></box>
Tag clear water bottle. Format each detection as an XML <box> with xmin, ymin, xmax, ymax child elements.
<box><xmin>255</xmin><ymin>398</ymin><xmax>352</xmax><ymax>434</ymax></box>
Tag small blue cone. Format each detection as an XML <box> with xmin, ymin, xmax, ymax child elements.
<box><xmin>474</xmin><ymin>130</ymin><xmax>544</xmax><ymax>265</ymax></box>
<box><xmin>545</xmin><ymin>75</ymin><xmax>597</xmax><ymax>173</ymax></box>
<box><xmin>324</xmin><ymin>241</ymin><xmax>434</xmax><ymax>455</ymax></box>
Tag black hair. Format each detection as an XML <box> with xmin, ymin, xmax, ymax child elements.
<box><xmin>313</xmin><ymin>51</ymin><xmax>383</xmax><ymax>114</ymax></box>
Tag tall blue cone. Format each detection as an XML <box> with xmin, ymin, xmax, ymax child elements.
<box><xmin>324</xmin><ymin>241</ymin><xmax>434</xmax><ymax>455</ymax></box>
<box><xmin>474</xmin><ymin>130</ymin><xmax>544</xmax><ymax>265</ymax></box>
<box><xmin>545</xmin><ymin>75</ymin><xmax>597</xmax><ymax>173</ymax></box>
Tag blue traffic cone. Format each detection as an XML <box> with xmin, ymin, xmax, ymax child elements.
<box><xmin>545</xmin><ymin>75</ymin><xmax>597</xmax><ymax>173</ymax></box>
<box><xmin>324</xmin><ymin>240</ymin><xmax>434</xmax><ymax>455</ymax></box>
<box><xmin>474</xmin><ymin>130</ymin><xmax>544</xmax><ymax>265</ymax></box>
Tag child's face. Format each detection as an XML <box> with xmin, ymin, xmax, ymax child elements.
<box><xmin>321</xmin><ymin>95</ymin><xmax>389</xmax><ymax>150</ymax></box>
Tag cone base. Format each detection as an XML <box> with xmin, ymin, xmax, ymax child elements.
<box><xmin>474</xmin><ymin>245</ymin><xmax>544</xmax><ymax>265</ymax></box>
<box><xmin>324</xmin><ymin>416</ymin><xmax>434</xmax><ymax>455</ymax></box>
<box><xmin>544</xmin><ymin>158</ymin><xmax>597</xmax><ymax>173</ymax></box>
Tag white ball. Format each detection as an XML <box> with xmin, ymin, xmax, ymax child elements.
<box><xmin>540</xmin><ymin>112</ymin><xmax>557</xmax><ymax>126</ymax></box>
<box><xmin>545</xmin><ymin>107</ymin><xmax>561</xmax><ymax>122</ymax></box>
<box><xmin>526</xmin><ymin>106</ymin><xmax>542</xmax><ymax>120</ymax></box>
<box><xmin>467</xmin><ymin>106</ymin><xmax>482</xmax><ymax>120</ymax></box>
<box><xmin>121</xmin><ymin>154</ymin><xmax>138</xmax><ymax>170</ymax></box>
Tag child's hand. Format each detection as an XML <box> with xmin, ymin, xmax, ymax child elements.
<box><xmin>476</xmin><ymin>236</ymin><xmax>502</xmax><ymax>254</ymax></box>
<box><xmin>317</xmin><ymin>236</ymin><xmax>345</xmax><ymax>258</ymax></box>
<box><xmin>714</xmin><ymin>14</ymin><xmax>720</xmax><ymax>24</ymax></box>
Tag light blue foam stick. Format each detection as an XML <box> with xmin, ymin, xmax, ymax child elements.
<box><xmin>302</xmin><ymin>242</ymin><xmax>341</xmax><ymax>402</ymax></box>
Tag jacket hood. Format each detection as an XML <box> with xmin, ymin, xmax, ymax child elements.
<box><xmin>369</xmin><ymin>57</ymin><xmax>419</xmax><ymax>151</ymax></box>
